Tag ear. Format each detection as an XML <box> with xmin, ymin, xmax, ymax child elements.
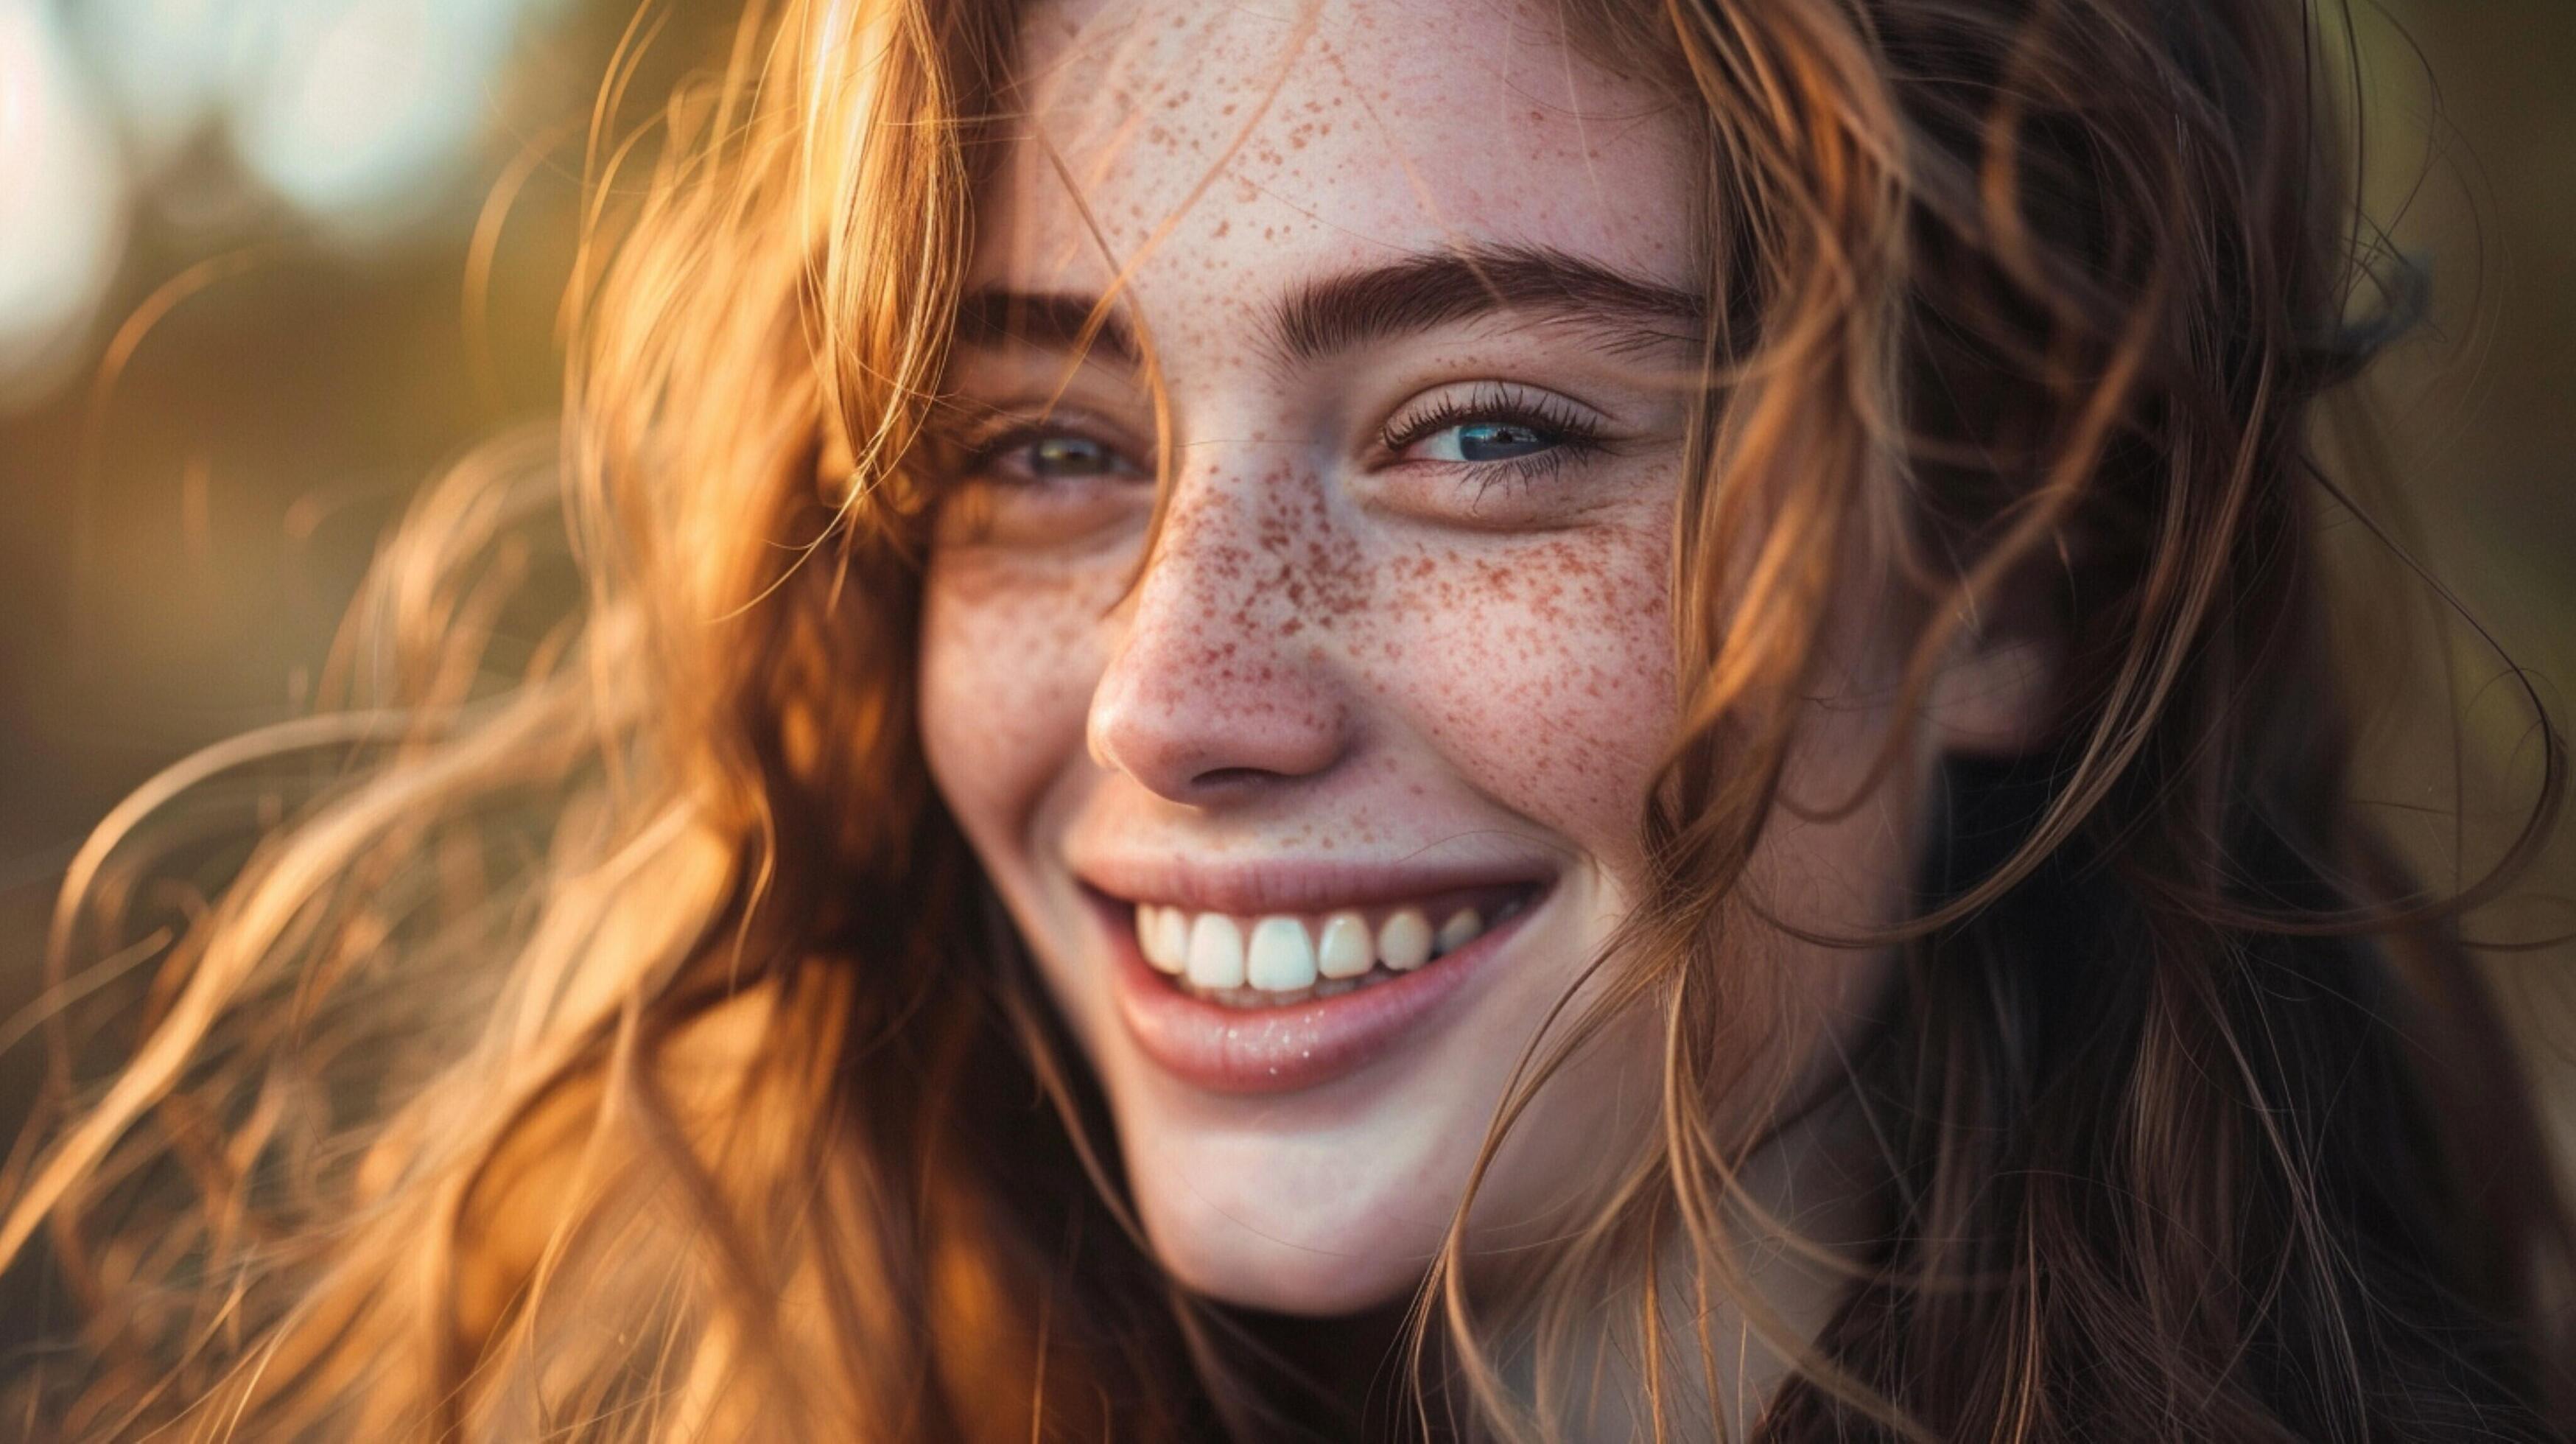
<box><xmin>1921</xmin><ymin>575</ymin><xmax>2063</xmax><ymax>760</ymax></box>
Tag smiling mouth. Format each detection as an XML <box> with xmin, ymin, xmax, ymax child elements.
<box><xmin>1126</xmin><ymin>883</ymin><xmax>1541</xmax><ymax>1009</ymax></box>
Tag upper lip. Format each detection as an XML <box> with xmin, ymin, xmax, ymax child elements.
<box><xmin>1070</xmin><ymin>850</ymin><xmax>1559</xmax><ymax>916</ymax></box>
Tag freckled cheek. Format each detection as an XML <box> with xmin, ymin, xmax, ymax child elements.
<box><xmin>1371</xmin><ymin>534</ymin><xmax>1677</xmax><ymax>865</ymax></box>
<box><xmin>915</xmin><ymin>557</ymin><xmax>1116</xmax><ymax>853</ymax></box>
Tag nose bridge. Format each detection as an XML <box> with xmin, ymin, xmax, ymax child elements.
<box><xmin>1141</xmin><ymin>448</ymin><xmax>1283</xmax><ymax>637</ymax></box>
<box><xmin>1087</xmin><ymin>447</ymin><xmax>1351</xmax><ymax>800</ymax></box>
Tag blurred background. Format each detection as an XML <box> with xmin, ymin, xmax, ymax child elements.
<box><xmin>0</xmin><ymin>0</ymin><xmax>2572</xmax><ymax>1213</ymax></box>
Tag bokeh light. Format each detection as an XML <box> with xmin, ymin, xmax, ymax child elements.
<box><xmin>0</xmin><ymin>0</ymin><xmax>562</xmax><ymax>401</ymax></box>
<box><xmin>0</xmin><ymin>3</ymin><xmax>126</xmax><ymax>404</ymax></box>
<box><xmin>228</xmin><ymin>0</ymin><xmax>554</xmax><ymax>234</ymax></box>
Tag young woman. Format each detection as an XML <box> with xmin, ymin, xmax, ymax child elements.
<box><xmin>5</xmin><ymin>0</ymin><xmax>2569</xmax><ymax>1437</ymax></box>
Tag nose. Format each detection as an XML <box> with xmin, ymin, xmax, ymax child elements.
<box><xmin>1087</xmin><ymin>460</ymin><xmax>1353</xmax><ymax>805</ymax></box>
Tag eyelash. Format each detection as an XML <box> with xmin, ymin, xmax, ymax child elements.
<box><xmin>1377</xmin><ymin>383</ymin><xmax>1607</xmax><ymax>490</ymax></box>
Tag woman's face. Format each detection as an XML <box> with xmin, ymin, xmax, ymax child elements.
<box><xmin>916</xmin><ymin>0</ymin><xmax>1923</xmax><ymax>1314</ymax></box>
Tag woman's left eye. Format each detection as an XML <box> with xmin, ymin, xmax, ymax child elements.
<box><xmin>1411</xmin><ymin>419</ymin><xmax>1558</xmax><ymax>463</ymax></box>
<box><xmin>1380</xmin><ymin>385</ymin><xmax>1605</xmax><ymax>472</ymax></box>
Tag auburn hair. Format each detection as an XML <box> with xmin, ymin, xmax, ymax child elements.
<box><xmin>4</xmin><ymin>0</ymin><xmax>2568</xmax><ymax>1438</ymax></box>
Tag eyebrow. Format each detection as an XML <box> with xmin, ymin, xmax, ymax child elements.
<box><xmin>953</xmin><ymin>288</ymin><xmax>1141</xmax><ymax>366</ymax></box>
<box><xmin>1272</xmin><ymin>244</ymin><xmax>1704</xmax><ymax>362</ymax></box>
<box><xmin>955</xmin><ymin>244</ymin><xmax>1705</xmax><ymax>370</ymax></box>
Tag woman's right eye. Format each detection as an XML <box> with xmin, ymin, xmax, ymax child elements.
<box><xmin>973</xmin><ymin>427</ymin><xmax>1147</xmax><ymax>486</ymax></box>
<box><xmin>936</xmin><ymin>418</ymin><xmax>1154</xmax><ymax>548</ymax></box>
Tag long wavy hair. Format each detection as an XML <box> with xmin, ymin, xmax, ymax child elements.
<box><xmin>4</xmin><ymin>0</ymin><xmax>2569</xmax><ymax>1438</ymax></box>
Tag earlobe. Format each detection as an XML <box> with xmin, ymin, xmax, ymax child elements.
<box><xmin>1924</xmin><ymin>608</ymin><xmax>2063</xmax><ymax>761</ymax></box>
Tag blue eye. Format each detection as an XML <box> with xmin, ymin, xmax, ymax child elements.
<box><xmin>1408</xmin><ymin>418</ymin><xmax>1559</xmax><ymax>463</ymax></box>
<box><xmin>1383</xmin><ymin>385</ymin><xmax>1604</xmax><ymax>471</ymax></box>
<box><xmin>1447</xmin><ymin>421</ymin><xmax>1553</xmax><ymax>461</ymax></box>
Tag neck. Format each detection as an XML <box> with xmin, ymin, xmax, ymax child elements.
<box><xmin>1233</xmin><ymin>1085</ymin><xmax>1881</xmax><ymax>1441</ymax></box>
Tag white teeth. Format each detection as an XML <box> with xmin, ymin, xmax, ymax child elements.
<box><xmin>1378</xmin><ymin>909</ymin><xmax>1433</xmax><ymax>972</ymax></box>
<box><xmin>1139</xmin><ymin>892</ymin><xmax>1529</xmax><ymax>1003</ymax></box>
<box><xmin>1316</xmin><ymin>911</ymin><xmax>1373</xmax><ymax>980</ymax></box>
<box><xmin>1137</xmin><ymin>905</ymin><xmax>1185</xmax><ymax>974</ymax></box>
<box><xmin>1153</xmin><ymin>907</ymin><xmax>1190</xmax><ymax>972</ymax></box>
<box><xmin>1246</xmin><ymin>917</ymin><xmax>1318</xmax><ymax>991</ymax></box>
<box><xmin>1185</xmin><ymin>913</ymin><xmax>1247</xmax><ymax>989</ymax></box>
<box><xmin>1436</xmin><ymin>908</ymin><xmax>1484</xmax><ymax>956</ymax></box>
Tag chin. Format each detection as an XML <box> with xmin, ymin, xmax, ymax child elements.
<box><xmin>1134</xmin><ymin>1186</ymin><xmax>1433</xmax><ymax>1317</ymax></box>
<box><xmin>1110</xmin><ymin>1105</ymin><xmax>1470</xmax><ymax>1317</ymax></box>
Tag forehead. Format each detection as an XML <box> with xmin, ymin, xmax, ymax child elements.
<box><xmin>979</xmin><ymin>0</ymin><xmax>1698</xmax><ymax>317</ymax></box>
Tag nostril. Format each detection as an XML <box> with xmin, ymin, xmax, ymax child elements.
<box><xmin>1190</xmin><ymin>765</ymin><xmax>1286</xmax><ymax>792</ymax></box>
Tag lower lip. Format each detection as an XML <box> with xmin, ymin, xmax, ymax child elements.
<box><xmin>1099</xmin><ymin>892</ymin><xmax>1540</xmax><ymax>1095</ymax></box>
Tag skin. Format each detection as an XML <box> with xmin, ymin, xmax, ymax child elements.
<box><xmin>915</xmin><ymin>0</ymin><xmax>2043</xmax><ymax>1336</ymax></box>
